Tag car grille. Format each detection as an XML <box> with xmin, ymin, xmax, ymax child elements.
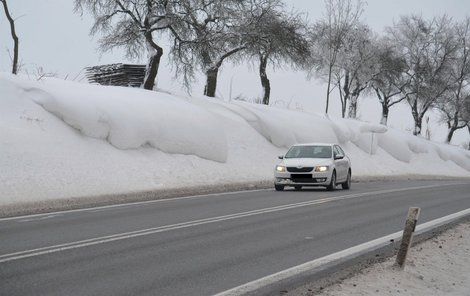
<box><xmin>287</xmin><ymin>167</ymin><xmax>314</xmax><ymax>172</ymax></box>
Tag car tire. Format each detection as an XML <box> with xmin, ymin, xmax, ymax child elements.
<box><xmin>327</xmin><ymin>171</ymin><xmax>336</xmax><ymax>191</ymax></box>
<box><xmin>342</xmin><ymin>170</ymin><xmax>351</xmax><ymax>190</ymax></box>
<box><xmin>294</xmin><ymin>186</ymin><xmax>302</xmax><ymax>191</ymax></box>
<box><xmin>275</xmin><ymin>184</ymin><xmax>284</xmax><ymax>191</ymax></box>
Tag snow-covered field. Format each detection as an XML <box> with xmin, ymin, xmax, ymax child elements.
<box><xmin>1</xmin><ymin>73</ymin><xmax>469</xmax><ymax>206</ymax></box>
<box><xmin>303</xmin><ymin>222</ymin><xmax>470</xmax><ymax>296</ymax></box>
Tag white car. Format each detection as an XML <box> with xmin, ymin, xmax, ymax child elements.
<box><xmin>274</xmin><ymin>143</ymin><xmax>351</xmax><ymax>191</ymax></box>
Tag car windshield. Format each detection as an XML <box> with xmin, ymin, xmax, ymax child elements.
<box><xmin>285</xmin><ymin>145</ymin><xmax>332</xmax><ymax>159</ymax></box>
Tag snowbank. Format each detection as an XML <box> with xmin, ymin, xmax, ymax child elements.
<box><xmin>308</xmin><ymin>222</ymin><xmax>470</xmax><ymax>296</ymax></box>
<box><xmin>0</xmin><ymin>73</ymin><xmax>469</xmax><ymax>206</ymax></box>
<box><xmin>21</xmin><ymin>80</ymin><xmax>228</xmax><ymax>162</ymax></box>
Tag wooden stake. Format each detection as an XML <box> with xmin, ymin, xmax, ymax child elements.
<box><xmin>395</xmin><ymin>207</ymin><xmax>420</xmax><ymax>269</ymax></box>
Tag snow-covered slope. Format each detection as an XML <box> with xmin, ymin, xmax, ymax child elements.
<box><xmin>1</xmin><ymin>73</ymin><xmax>469</xmax><ymax>206</ymax></box>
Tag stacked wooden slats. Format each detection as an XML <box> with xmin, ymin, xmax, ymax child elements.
<box><xmin>85</xmin><ymin>64</ymin><xmax>146</xmax><ymax>87</ymax></box>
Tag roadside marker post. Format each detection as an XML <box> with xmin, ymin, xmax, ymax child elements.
<box><xmin>395</xmin><ymin>207</ymin><xmax>421</xmax><ymax>269</ymax></box>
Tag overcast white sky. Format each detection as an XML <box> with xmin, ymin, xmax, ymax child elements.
<box><xmin>1</xmin><ymin>0</ymin><xmax>469</xmax><ymax>143</ymax></box>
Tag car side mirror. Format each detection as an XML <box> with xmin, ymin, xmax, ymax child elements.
<box><xmin>334</xmin><ymin>155</ymin><xmax>344</xmax><ymax>160</ymax></box>
<box><xmin>278</xmin><ymin>155</ymin><xmax>284</xmax><ymax>159</ymax></box>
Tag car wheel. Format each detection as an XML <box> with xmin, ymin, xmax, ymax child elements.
<box><xmin>327</xmin><ymin>171</ymin><xmax>336</xmax><ymax>191</ymax></box>
<box><xmin>342</xmin><ymin>170</ymin><xmax>351</xmax><ymax>190</ymax></box>
<box><xmin>294</xmin><ymin>186</ymin><xmax>302</xmax><ymax>191</ymax></box>
<box><xmin>275</xmin><ymin>184</ymin><xmax>284</xmax><ymax>191</ymax></box>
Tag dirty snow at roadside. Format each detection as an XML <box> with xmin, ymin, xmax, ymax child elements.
<box><xmin>307</xmin><ymin>222</ymin><xmax>470</xmax><ymax>296</ymax></box>
<box><xmin>1</xmin><ymin>73</ymin><xmax>469</xmax><ymax>206</ymax></box>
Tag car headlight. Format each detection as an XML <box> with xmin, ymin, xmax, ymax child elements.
<box><xmin>276</xmin><ymin>165</ymin><xmax>286</xmax><ymax>172</ymax></box>
<box><xmin>314</xmin><ymin>166</ymin><xmax>329</xmax><ymax>172</ymax></box>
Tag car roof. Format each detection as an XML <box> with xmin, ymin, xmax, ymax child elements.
<box><xmin>292</xmin><ymin>143</ymin><xmax>338</xmax><ymax>147</ymax></box>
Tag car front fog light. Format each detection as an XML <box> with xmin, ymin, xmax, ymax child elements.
<box><xmin>314</xmin><ymin>166</ymin><xmax>329</xmax><ymax>172</ymax></box>
<box><xmin>276</xmin><ymin>165</ymin><xmax>286</xmax><ymax>172</ymax></box>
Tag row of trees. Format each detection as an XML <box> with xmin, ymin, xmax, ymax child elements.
<box><xmin>74</xmin><ymin>0</ymin><xmax>310</xmax><ymax>101</ymax></box>
<box><xmin>3</xmin><ymin>0</ymin><xmax>467</xmax><ymax>143</ymax></box>
<box><xmin>311</xmin><ymin>1</ymin><xmax>470</xmax><ymax>141</ymax></box>
<box><xmin>75</xmin><ymin>0</ymin><xmax>469</xmax><ymax>142</ymax></box>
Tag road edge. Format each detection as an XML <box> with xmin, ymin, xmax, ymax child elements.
<box><xmin>1</xmin><ymin>175</ymin><xmax>468</xmax><ymax>218</ymax></box>
<box><xmin>214</xmin><ymin>208</ymin><xmax>470</xmax><ymax>296</ymax></box>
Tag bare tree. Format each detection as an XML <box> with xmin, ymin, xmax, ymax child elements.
<box><xmin>436</xmin><ymin>17</ymin><xmax>470</xmax><ymax>143</ymax></box>
<box><xmin>387</xmin><ymin>15</ymin><xmax>458</xmax><ymax>135</ymax></box>
<box><xmin>310</xmin><ymin>0</ymin><xmax>364</xmax><ymax>114</ymax></box>
<box><xmin>242</xmin><ymin>2</ymin><xmax>310</xmax><ymax>105</ymax></box>
<box><xmin>370</xmin><ymin>38</ymin><xmax>410</xmax><ymax>125</ymax></box>
<box><xmin>336</xmin><ymin>24</ymin><xmax>378</xmax><ymax>118</ymax></box>
<box><xmin>465</xmin><ymin>101</ymin><xmax>470</xmax><ymax>149</ymax></box>
<box><xmin>74</xmin><ymin>0</ymin><xmax>176</xmax><ymax>90</ymax></box>
<box><xmin>1</xmin><ymin>0</ymin><xmax>19</xmax><ymax>74</ymax></box>
<box><xmin>168</xmin><ymin>0</ymin><xmax>256</xmax><ymax>97</ymax></box>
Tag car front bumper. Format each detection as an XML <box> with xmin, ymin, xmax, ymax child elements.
<box><xmin>274</xmin><ymin>171</ymin><xmax>331</xmax><ymax>186</ymax></box>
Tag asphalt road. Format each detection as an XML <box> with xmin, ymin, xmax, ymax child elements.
<box><xmin>1</xmin><ymin>180</ymin><xmax>470</xmax><ymax>296</ymax></box>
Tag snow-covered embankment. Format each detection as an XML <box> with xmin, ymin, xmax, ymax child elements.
<box><xmin>1</xmin><ymin>73</ymin><xmax>469</xmax><ymax>206</ymax></box>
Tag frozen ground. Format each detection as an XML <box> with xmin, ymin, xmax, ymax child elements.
<box><xmin>297</xmin><ymin>222</ymin><xmax>470</xmax><ymax>296</ymax></box>
<box><xmin>1</xmin><ymin>73</ymin><xmax>469</xmax><ymax>207</ymax></box>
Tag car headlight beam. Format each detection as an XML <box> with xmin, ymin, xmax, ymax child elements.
<box><xmin>276</xmin><ymin>165</ymin><xmax>286</xmax><ymax>172</ymax></box>
<box><xmin>314</xmin><ymin>166</ymin><xmax>329</xmax><ymax>172</ymax></box>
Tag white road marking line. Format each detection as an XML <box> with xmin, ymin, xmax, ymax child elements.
<box><xmin>17</xmin><ymin>215</ymin><xmax>59</xmax><ymax>223</ymax></box>
<box><xmin>214</xmin><ymin>207</ymin><xmax>470</xmax><ymax>296</ymax></box>
<box><xmin>2</xmin><ymin>181</ymin><xmax>466</xmax><ymax>223</ymax></box>
<box><xmin>0</xmin><ymin>183</ymin><xmax>460</xmax><ymax>263</ymax></box>
<box><xmin>0</xmin><ymin>188</ymin><xmax>271</xmax><ymax>222</ymax></box>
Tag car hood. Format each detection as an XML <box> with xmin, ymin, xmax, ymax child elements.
<box><xmin>281</xmin><ymin>158</ymin><xmax>333</xmax><ymax>167</ymax></box>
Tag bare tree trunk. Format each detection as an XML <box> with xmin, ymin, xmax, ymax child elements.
<box><xmin>381</xmin><ymin>103</ymin><xmax>389</xmax><ymax>125</ymax></box>
<box><xmin>341</xmin><ymin>98</ymin><xmax>347</xmax><ymax>118</ymax></box>
<box><xmin>341</xmin><ymin>72</ymin><xmax>350</xmax><ymax>118</ymax></box>
<box><xmin>325</xmin><ymin>64</ymin><xmax>333</xmax><ymax>114</ymax></box>
<box><xmin>413</xmin><ymin>115</ymin><xmax>423</xmax><ymax>136</ymax></box>
<box><xmin>204</xmin><ymin>67</ymin><xmax>219</xmax><ymax>97</ymax></box>
<box><xmin>142</xmin><ymin>33</ymin><xmax>163</xmax><ymax>90</ymax></box>
<box><xmin>446</xmin><ymin>112</ymin><xmax>463</xmax><ymax>143</ymax></box>
<box><xmin>348</xmin><ymin>96</ymin><xmax>358</xmax><ymax>119</ymax></box>
<box><xmin>468</xmin><ymin>124</ymin><xmax>470</xmax><ymax>150</ymax></box>
<box><xmin>1</xmin><ymin>0</ymin><xmax>19</xmax><ymax>74</ymax></box>
<box><xmin>259</xmin><ymin>54</ymin><xmax>270</xmax><ymax>105</ymax></box>
<box><xmin>411</xmin><ymin>100</ymin><xmax>421</xmax><ymax>136</ymax></box>
<box><xmin>446</xmin><ymin>126</ymin><xmax>456</xmax><ymax>144</ymax></box>
<box><xmin>202</xmin><ymin>47</ymin><xmax>245</xmax><ymax>98</ymax></box>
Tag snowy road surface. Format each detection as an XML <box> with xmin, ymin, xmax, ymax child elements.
<box><xmin>1</xmin><ymin>180</ymin><xmax>470</xmax><ymax>296</ymax></box>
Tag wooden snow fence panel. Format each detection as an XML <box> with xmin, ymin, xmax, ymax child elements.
<box><xmin>85</xmin><ymin>64</ymin><xmax>146</xmax><ymax>88</ymax></box>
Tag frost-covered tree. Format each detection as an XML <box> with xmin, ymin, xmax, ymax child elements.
<box><xmin>436</xmin><ymin>17</ymin><xmax>470</xmax><ymax>143</ymax></box>
<box><xmin>337</xmin><ymin>24</ymin><xmax>378</xmax><ymax>118</ymax></box>
<box><xmin>369</xmin><ymin>38</ymin><xmax>410</xmax><ymax>125</ymax></box>
<box><xmin>242</xmin><ymin>2</ymin><xmax>310</xmax><ymax>105</ymax></box>
<box><xmin>310</xmin><ymin>0</ymin><xmax>365</xmax><ymax>114</ymax></box>
<box><xmin>387</xmin><ymin>15</ymin><xmax>457</xmax><ymax>136</ymax></box>
<box><xmin>74</xmin><ymin>0</ymin><xmax>176</xmax><ymax>90</ymax></box>
<box><xmin>313</xmin><ymin>23</ymin><xmax>376</xmax><ymax>118</ymax></box>
<box><xmin>1</xmin><ymin>0</ymin><xmax>19</xmax><ymax>74</ymax></box>
<box><xmin>168</xmin><ymin>0</ymin><xmax>258</xmax><ymax>97</ymax></box>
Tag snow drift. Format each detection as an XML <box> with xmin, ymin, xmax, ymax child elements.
<box><xmin>21</xmin><ymin>81</ymin><xmax>228</xmax><ymax>163</ymax></box>
<box><xmin>0</xmin><ymin>73</ymin><xmax>469</xmax><ymax>206</ymax></box>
